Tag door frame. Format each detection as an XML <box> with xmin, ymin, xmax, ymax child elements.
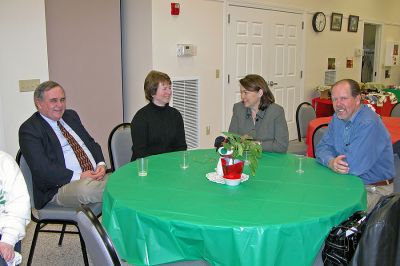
<box><xmin>362</xmin><ymin>21</ymin><xmax>383</xmax><ymax>83</ymax></box>
<box><xmin>222</xmin><ymin>0</ymin><xmax>306</xmax><ymax>133</ymax></box>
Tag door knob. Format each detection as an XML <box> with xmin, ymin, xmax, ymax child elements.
<box><xmin>268</xmin><ymin>81</ymin><xmax>278</xmax><ymax>86</ymax></box>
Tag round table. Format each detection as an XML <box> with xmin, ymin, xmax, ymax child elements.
<box><xmin>102</xmin><ymin>149</ymin><xmax>366</xmax><ymax>266</ymax></box>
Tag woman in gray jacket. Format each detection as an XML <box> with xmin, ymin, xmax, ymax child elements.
<box><xmin>228</xmin><ymin>74</ymin><xmax>289</xmax><ymax>153</ymax></box>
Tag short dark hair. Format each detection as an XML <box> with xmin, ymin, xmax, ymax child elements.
<box><xmin>144</xmin><ymin>70</ymin><xmax>171</xmax><ymax>102</ymax></box>
<box><xmin>332</xmin><ymin>79</ymin><xmax>361</xmax><ymax>97</ymax></box>
<box><xmin>34</xmin><ymin>80</ymin><xmax>64</xmax><ymax>102</ymax></box>
<box><xmin>239</xmin><ymin>74</ymin><xmax>275</xmax><ymax>110</ymax></box>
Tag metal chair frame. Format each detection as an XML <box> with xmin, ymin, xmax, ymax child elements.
<box><xmin>311</xmin><ymin>123</ymin><xmax>329</xmax><ymax>158</ymax></box>
<box><xmin>296</xmin><ymin>102</ymin><xmax>316</xmax><ymax>142</ymax></box>
<box><xmin>107</xmin><ymin>122</ymin><xmax>132</xmax><ymax>172</ymax></box>
<box><xmin>16</xmin><ymin>150</ymin><xmax>101</xmax><ymax>266</ymax></box>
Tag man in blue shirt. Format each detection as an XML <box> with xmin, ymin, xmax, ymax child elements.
<box><xmin>316</xmin><ymin>79</ymin><xmax>394</xmax><ymax>211</ymax></box>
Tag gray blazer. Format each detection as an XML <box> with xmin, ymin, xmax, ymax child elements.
<box><xmin>228</xmin><ymin>102</ymin><xmax>289</xmax><ymax>153</ymax></box>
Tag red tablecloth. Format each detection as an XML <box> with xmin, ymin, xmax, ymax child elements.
<box><xmin>312</xmin><ymin>98</ymin><xmax>334</xmax><ymax>117</ymax></box>
<box><xmin>312</xmin><ymin>97</ymin><xmax>395</xmax><ymax>117</ymax></box>
<box><xmin>306</xmin><ymin>116</ymin><xmax>400</xmax><ymax>157</ymax></box>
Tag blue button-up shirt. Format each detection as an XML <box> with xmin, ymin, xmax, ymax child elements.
<box><xmin>316</xmin><ymin>105</ymin><xmax>394</xmax><ymax>184</ymax></box>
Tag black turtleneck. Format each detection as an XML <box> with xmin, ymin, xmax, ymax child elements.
<box><xmin>130</xmin><ymin>102</ymin><xmax>187</xmax><ymax>161</ymax></box>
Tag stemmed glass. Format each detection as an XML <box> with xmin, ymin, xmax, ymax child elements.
<box><xmin>295</xmin><ymin>154</ymin><xmax>305</xmax><ymax>174</ymax></box>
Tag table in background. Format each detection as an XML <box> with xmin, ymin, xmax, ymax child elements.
<box><xmin>102</xmin><ymin>149</ymin><xmax>366</xmax><ymax>266</ymax></box>
<box><xmin>306</xmin><ymin>117</ymin><xmax>400</xmax><ymax>157</ymax></box>
<box><xmin>312</xmin><ymin>98</ymin><xmax>334</xmax><ymax>117</ymax></box>
<box><xmin>383</xmin><ymin>88</ymin><xmax>400</xmax><ymax>100</ymax></box>
<box><xmin>312</xmin><ymin>97</ymin><xmax>396</xmax><ymax>117</ymax></box>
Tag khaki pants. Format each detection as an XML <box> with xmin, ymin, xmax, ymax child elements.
<box><xmin>365</xmin><ymin>183</ymin><xmax>393</xmax><ymax>212</ymax></box>
<box><xmin>52</xmin><ymin>175</ymin><xmax>108</xmax><ymax>208</ymax></box>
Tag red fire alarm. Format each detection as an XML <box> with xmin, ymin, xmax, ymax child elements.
<box><xmin>171</xmin><ymin>3</ymin><xmax>180</xmax><ymax>15</ymax></box>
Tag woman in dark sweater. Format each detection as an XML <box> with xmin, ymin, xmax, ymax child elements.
<box><xmin>130</xmin><ymin>70</ymin><xmax>187</xmax><ymax>161</ymax></box>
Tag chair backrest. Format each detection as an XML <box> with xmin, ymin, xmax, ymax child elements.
<box><xmin>394</xmin><ymin>141</ymin><xmax>400</xmax><ymax>193</ymax></box>
<box><xmin>108</xmin><ymin>123</ymin><xmax>132</xmax><ymax>171</ymax></box>
<box><xmin>394</xmin><ymin>152</ymin><xmax>400</xmax><ymax>193</ymax></box>
<box><xmin>296</xmin><ymin>102</ymin><xmax>316</xmax><ymax>141</ymax></box>
<box><xmin>76</xmin><ymin>205</ymin><xmax>121</xmax><ymax>266</ymax></box>
<box><xmin>390</xmin><ymin>102</ymin><xmax>400</xmax><ymax>117</ymax></box>
<box><xmin>350</xmin><ymin>194</ymin><xmax>400</xmax><ymax>266</ymax></box>
<box><xmin>16</xmin><ymin>150</ymin><xmax>36</xmax><ymax>209</ymax></box>
<box><xmin>312</xmin><ymin>123</ymin><xmax>328</xmax><ymax>158</ymax></box>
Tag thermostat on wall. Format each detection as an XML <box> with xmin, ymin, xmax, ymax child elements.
<box><xmin>177</xmin><ymin>44</ymin><xmax>195</xmax><ymax>57</ymax></box>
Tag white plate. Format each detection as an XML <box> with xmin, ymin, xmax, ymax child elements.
<box><xmin>206</xmin><ymin>172</ymin><xmax>249</xmax><ymax>185</ymax></box>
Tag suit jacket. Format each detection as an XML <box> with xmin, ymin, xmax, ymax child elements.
<box><xmin>19</xmin><ymin>109</ymin><xmax>104</xmax><ymax>209</ymax></box>
<box><xmin>228</xmin><ymin>102</ymin><xmax>289</xmax><ymax>153</ymax></box>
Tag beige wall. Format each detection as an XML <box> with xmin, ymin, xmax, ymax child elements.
<box><xmin>2</xmin><ymin>0</ymin><xmax>400</xmax><ymax>154</ymax></box>
<box><xmin>382</xmin><ymin>25</ymin><xmax>400</xmax><ymax>85</ymax></box>
<box><xmin>152</xmin><ymin>0</ymin><xmax>224</xmax><ymax>147</ymax></box>
<box><xmin>122</xmin><ymin>0</ymin><xmax>224</xmax><ymax>148</ymax></box>
<box><xmin>121</xmin><ymin>0</ymin><xmax>153</xmax><ymax>122</ymax></box>
<box><xmin>123</xmin><ymin>0</ymin><xmax>400</xmax><ymax>147</ymax></box>
<box><xmin>0</xmin><ymin>0</ymin><xmax>49</xmax><ymax>156</ymax></box>
<box><xmin>45</xmin><ymin>0</ymin><xmax>123</xmax><ymax>165</ymax></box>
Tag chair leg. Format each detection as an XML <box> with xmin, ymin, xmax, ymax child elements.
<box><xmin>78</xmin><ymin>231</ymin><xmax>89</xmax><ymax>266</ymax></box>
<box><xmin>58</xmin><ymin>223</ymin><xmax>67</xmax><ymax>246</ymax></box>
<box><xmin>27</xmin><ymin>222</ymin><xmax>42</xmax><ymax>266</ymax></box>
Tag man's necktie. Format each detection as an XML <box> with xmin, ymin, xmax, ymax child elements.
<box><xmin>57</xmin><ymin>121</ymin><xmax>94</xmax><ymax>171</ymax></box>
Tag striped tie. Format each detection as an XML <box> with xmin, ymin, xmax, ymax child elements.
<box><xmin>57</xmin><ymin>121</ymin><xmax>94</xmax><ymax>172</ymax></box>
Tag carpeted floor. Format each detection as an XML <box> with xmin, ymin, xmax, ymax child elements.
<box><xmin>21</xmin><ymin>221</ymin><xmax>96</xmax><ymax>266</ymax></box>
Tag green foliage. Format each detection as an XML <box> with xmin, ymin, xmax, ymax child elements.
<box><xmin>222</xmin><ymin>132</ymin><xmax>262</xmax><ymax>176</ymax></box>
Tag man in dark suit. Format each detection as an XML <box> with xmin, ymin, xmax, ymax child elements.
<box><xmin>19</xmin><ymin>81</ymin><xmax>107</xmax><ymax>209</ymax></box>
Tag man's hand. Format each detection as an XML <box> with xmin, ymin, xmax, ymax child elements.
<box><xmin>0</xmin><ymin>242</ymin><xmax>14</xmax><ymax>262</ymax></box>
<box><xmin>328</xmin><ymin>155</ymin><xmax>349</xmax><ymax>174</ymax></box>
<box><xmin>80</xmin><ymin>165</ymin><xmax>106</xmax><ymax>181</ymax></box>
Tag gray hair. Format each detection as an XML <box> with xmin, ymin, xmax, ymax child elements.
<box><xmin>34</xmin><ymin>80</ymin><xmax>64</xmax><ymax>101</ymax></box>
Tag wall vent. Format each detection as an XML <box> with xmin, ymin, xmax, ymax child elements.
<box><xmin>171</xmin><ymin>78</ymin><xmax>199</xmax><ymax>149</ymax></box>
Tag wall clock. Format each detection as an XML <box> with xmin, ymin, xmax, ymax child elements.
<box><xmin>312</xmin><ymin>12</ymin><xmax>326</xmax><ymax>32</ymax></box>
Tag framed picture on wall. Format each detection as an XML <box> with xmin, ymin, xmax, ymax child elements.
<box><xmin>348</xmin><ymin>15</ymin><xmax>359</xmax><ymax>32</ymax></box>
<box><xmin>330</xmin><ymin>13</ymin><xmax>343</xmax><ymax>31</ymax></box>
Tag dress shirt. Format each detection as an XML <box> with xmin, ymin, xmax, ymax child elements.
<box><xmin>41</xmin><ymin>114</ymin><xmax>104</xmax><ymax>181</ymax></box>
<box><xmin>316</xmin><ymin>105</ymin><xmax>395</xmax><ymax>184</ymax></box>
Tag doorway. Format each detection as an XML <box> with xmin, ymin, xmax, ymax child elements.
<box><xmin>362</xmin><ymin>23</ymin><xmax>382</xmax><ymax>83</ymax></box>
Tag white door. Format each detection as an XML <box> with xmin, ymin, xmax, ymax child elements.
<box><xmin>225</xmin><ymin>4</ymin><xmax>304</xmax><ymax>140</ymax></box>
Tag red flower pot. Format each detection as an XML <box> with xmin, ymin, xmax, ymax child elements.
<box><xmin>221</xmin><ymin>158</ymin><xmax>244</xmax><ymax>180</ymax></box>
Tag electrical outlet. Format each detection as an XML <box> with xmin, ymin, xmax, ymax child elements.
<box><xmin>19</xmin><ymin>79</ymin><xmax>40</xmax><ymax>92</ymax></box>
<box><xmin>206</xmin><ymin>126</ymin><xmax>210</xmax><ymax>135</ymax></box>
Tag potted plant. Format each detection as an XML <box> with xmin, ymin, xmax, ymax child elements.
<box><xmin>221</xmin><ymin>132</ymin><xmax>262</xmax><ymax>176</ymax></box>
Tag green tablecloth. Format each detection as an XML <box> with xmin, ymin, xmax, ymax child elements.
<box><xmin>102</xmin><ymin>149</ymin><xmax>366</xmax><ymax>266</ymax></box>
<box><xmin>384</xmin><ymin>88</ymin><xmax>400</xmax><ymax>100</ymax></box>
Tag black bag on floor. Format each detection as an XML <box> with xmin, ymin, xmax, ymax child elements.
<box><xmin>322</xmin><ymin>211</ymin><xmax>367</xmax><ymax>266</ymax></box>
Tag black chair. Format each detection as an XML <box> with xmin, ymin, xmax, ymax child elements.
<box><xmin>296</xmin><ymin>102</ymin><xmax>316</xmax><ymax>142</ymax></box>
<box><xmin>288</xmin><ymin>102</ymin><xmax>316</xmax><ymax>155</ymax></box>
<box><xmin>393</xmin><ymin>141</ymin><xmax>400</xmax><ymax>193</ymax></box>
<box><xmin>311</xmin><ymin>123</ymin><xmax>329</xmax><ymax>158</ymax></box>
<box><xmin>390</xmin><ymin>102</ymin><xmax>400</xmax><ymax>117</ymax></box>
<box><xmin>350</xmin><ymin>193</ymin><xmax>400</xmax><ymax>266</ymax></box>
<box><xmin>76</xmin><ymin>205</ymin><xmax>122</xmax><ymax>266</ymax></box>
<box><xmin>108</xmin><ymin>123</ymin><xmax>132</xmax><ymax>172</ymax></box>
<box><xmin>16</xmin><ymin>150</ymin><xmax>102</xmax><ymax>266</ymax></box>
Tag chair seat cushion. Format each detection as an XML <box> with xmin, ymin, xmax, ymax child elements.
<box><xmin>37</xmin><ymin>202</ymin><xmax>102</xmax><ymax>221</ymax></box>
<box><xmin>287</xmin><ymin>140</ymin><xmax>307</xmax><ymax>155</ymax></box>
